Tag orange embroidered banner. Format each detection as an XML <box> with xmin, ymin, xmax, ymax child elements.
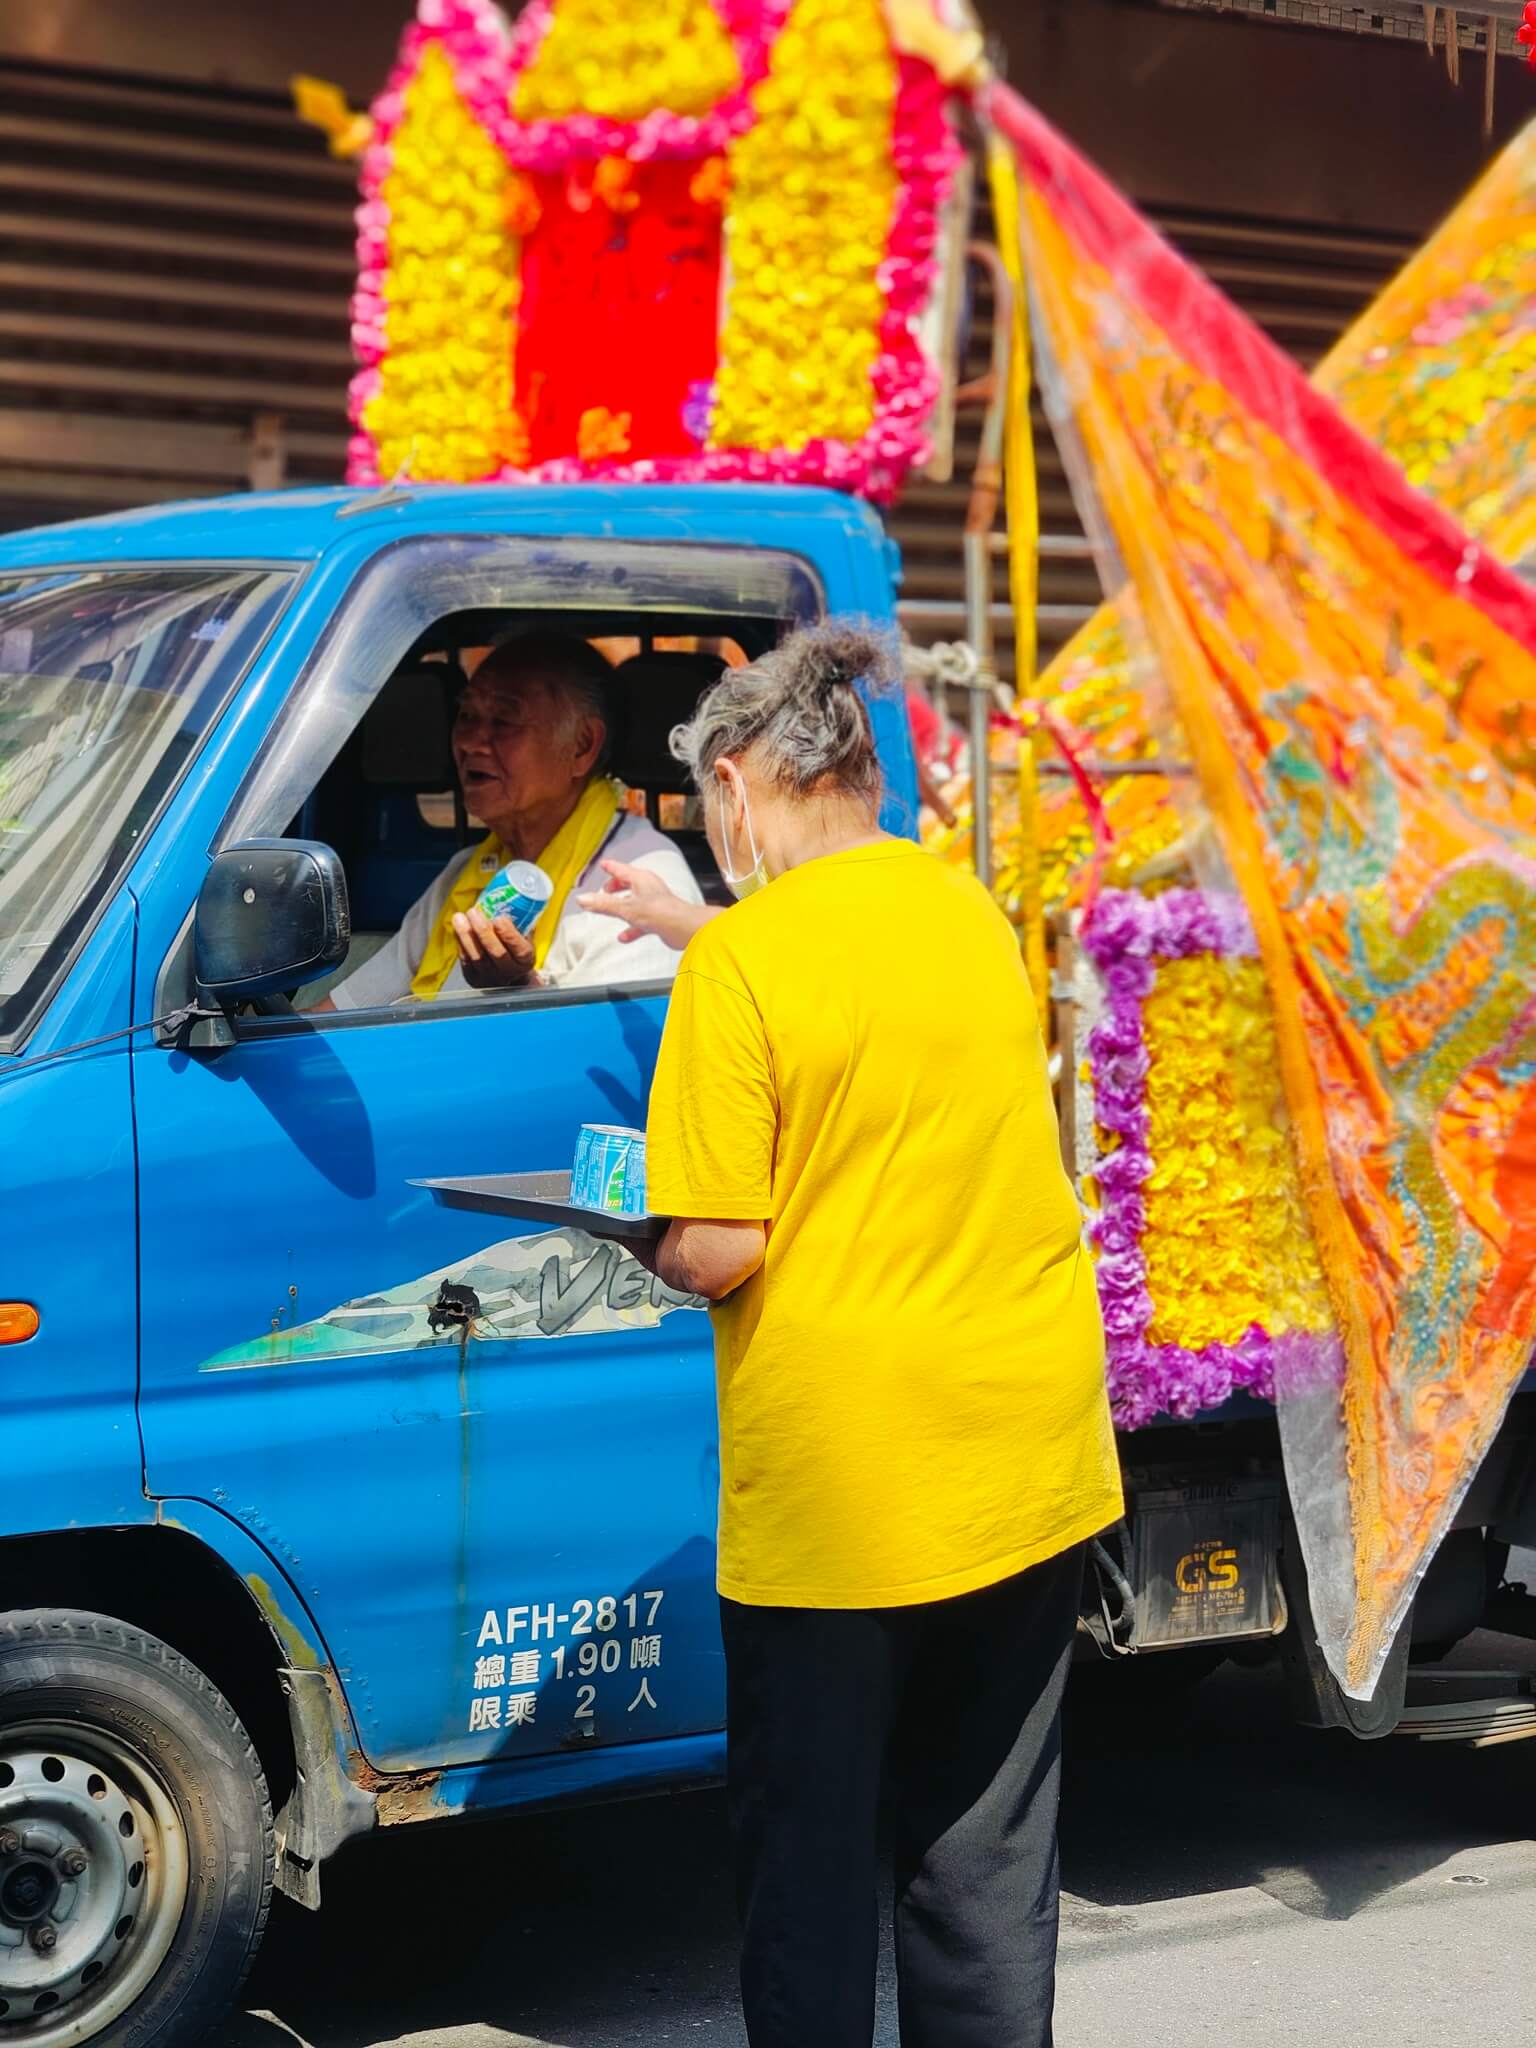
<box><xmin>927</xmin><ymin>116</ymin><xmax>1536</xmax><ymax>914</ymax></box>
<box><xmin>989</xmin><ymin>84</ymin><xmax>1536</xmax><ymax>1696</ymax></box>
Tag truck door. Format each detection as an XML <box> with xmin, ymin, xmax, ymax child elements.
<box><xmin>133</xmin><ymin>533</ymin><xmax>821</xmax><ymax>1775</ymax></box>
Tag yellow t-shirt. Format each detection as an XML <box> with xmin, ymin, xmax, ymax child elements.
<box><xmin>646</xmin><ymin>839</ymin><xmax>1121</xmax><ymax>1608</ymax></box>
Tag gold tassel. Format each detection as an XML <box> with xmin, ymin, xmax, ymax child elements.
<box><xmin>1016</xmin><ymin>717</ymin><xmax>1050</xmax><ymax>1021</ymax></box>
<box><xmin>986</xmin><ymin>141</ymin><xmax>1039</xmax><ymax>694</ymax></box>
<box><xmin>291</xmin><ymin>75</ymin><xmax>374</xmax><ymax>159</ymax></box>
<box><xmin>885</xmin><ymin>0</ymin><xmax>989</xmax><ymax>87</ymax></box>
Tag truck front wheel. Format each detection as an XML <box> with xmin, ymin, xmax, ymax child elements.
<box><xmin>0</xmin><ymin>1609</ymin><xmax>273</xmax><ymax>2047</ymax></box>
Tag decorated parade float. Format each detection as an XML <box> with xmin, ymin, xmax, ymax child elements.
<box><xmin>302</xmin><ymin>0</ymin><xmax>1536</xmax><ymax>1705</ymax></box>
<box><xmin>313</xmin><ymin>0</ymin><xmax>974</xmax><ymax>499</ymax></box>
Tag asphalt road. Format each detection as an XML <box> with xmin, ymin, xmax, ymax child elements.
<box><xmin>223</xmin><ymin>1622</ymin><xmax>1536</xmax><ymax>2048</ymax></box>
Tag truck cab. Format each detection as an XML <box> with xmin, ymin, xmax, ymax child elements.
<box><xmin>0</xmin><ymin>483</ymin><xmax>915</xmax><ymax>2046</ymax></box>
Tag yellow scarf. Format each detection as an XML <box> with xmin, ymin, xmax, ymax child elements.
<box><xmin>409</xmin><ymin>777</ymin><xmax>622</xmax><ymax>999</ymax></box>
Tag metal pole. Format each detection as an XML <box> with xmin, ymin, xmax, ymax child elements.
<box><xmin>956</xmin><ymin>241</ymin><xmax>1013</xmax><ymax>890</ymax></box>
<box><xmin>963</xmin><ymin>530</ymin><xmax>995</xmax><ymax>885</ymax></box>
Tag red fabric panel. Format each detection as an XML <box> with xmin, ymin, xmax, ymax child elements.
<box><xmin>516</xmin><ymin>160</ymin><xmax>722</xmax><ymax>464</ymax></box>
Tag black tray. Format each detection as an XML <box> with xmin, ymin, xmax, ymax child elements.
<box><xmin>411</xmin><ymin>1170</ymin><xmax>667</xmax><ymax>1242</ymax></box>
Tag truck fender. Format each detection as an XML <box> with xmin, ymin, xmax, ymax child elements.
<box><xmin>156</xmin><ymin>1500</ymin><xmax>375</xmax><ymax>1904</ymax></box>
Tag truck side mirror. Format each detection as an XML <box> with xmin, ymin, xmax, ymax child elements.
<box><xmin>194</xmin><ymin>839</ymin><xmax>350</xmax><ymax>1004</ymax></box>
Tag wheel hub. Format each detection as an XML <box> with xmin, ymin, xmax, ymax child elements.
<box><xmin>0</xmin><ymin>1859</ymin><xmax>60</xmax><ymax>1929</ymax></box>
<box><xmin>0</xmin><ymin>1729</ymin><xmax>186</xmax><ymax>2041</ymax></box>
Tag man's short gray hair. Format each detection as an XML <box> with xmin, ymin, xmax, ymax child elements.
<box><xmin>671</xmin><ymin>622</ymin><xmax>894</xmax><ymax>801</ymax></box>
<box><xmin>476</xmin><ymin>633</ymin><xmax>617</xmax><ymax>771</ymax></box>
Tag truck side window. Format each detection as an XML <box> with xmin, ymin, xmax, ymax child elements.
<box><xmin>298</xmin><ymin>640</ymin><xmax>726</xmax><ymax>1011</ymax></box>
<box><xmin>208</xmin><ymin>537</ymin><xmax>822</xmax><ymax>1029</ymax></box>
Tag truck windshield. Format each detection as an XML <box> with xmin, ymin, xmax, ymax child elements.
<box><xmin>0</xmin><ymin>565</ymin><xmax>295</xmax><ymax>1040</ymax></box>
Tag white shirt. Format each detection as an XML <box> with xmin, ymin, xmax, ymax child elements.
<box><xmin>328</xmin><ymin>811</ymin><xmax>704</xmax><ymax>1010</ymax></box>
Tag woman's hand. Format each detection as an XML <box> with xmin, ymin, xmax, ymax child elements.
<box><xmin>576</xmin><ymin>860</ymin><xmax>721</xmax><ymax>951</ymax></box>
<box><xmin>452</xmin><ymin>905</ymin><xmax>542</xmax><ymax>988</ymax></box>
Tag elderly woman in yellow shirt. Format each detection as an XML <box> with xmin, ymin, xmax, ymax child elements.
<box><xmin>625</xmin><ymin>623</ymin><xmax>1120</xmax><ymax>2048</ymax></box>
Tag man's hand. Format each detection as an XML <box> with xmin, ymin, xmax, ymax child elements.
<box><xmin>452</xmin><ymin>905</ymin><xmax>542</xmax><ymax>989</ymax></box>
<box><xmin>917</xmin><ymin>758</ymin><xmax>958</xmax><ymax>828</ymax></box>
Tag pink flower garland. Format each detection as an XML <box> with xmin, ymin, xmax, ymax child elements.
<box><xmin>346</xmin><ymin>0</ymin><xmax>962</xmax><ymax>501</ymax></box>
<box><xmin>347</xmin><ymin>0</ymin><xmax>516</xmax><ymax>477</ymax></box>
<box><xmin>1080</xmin><ymin>888</ymin><xmax>1345</xmax><ymax>1430</ymax></box>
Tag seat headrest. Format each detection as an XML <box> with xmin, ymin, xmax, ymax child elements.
<box><xmin>611</xmin><ymin>651</ymin><xmax>726</xmax><ymax>792</ymax></box>
<box><xmin>362</xmin><ymin>659</ymin><xmax>463</xmax><ymax>788</ymax></box>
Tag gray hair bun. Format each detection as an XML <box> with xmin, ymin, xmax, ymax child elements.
<box><xmin>672</xmin><ymin>621</ymin><xmax>894</xmax><ymax>800</ymax></box>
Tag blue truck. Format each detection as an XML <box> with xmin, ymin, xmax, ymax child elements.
<box><xmin>1</xmin><ymin>482</ymin><xmax>1532</xmax><ymax>2047</ymax></box>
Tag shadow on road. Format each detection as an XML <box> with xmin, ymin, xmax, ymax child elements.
<box><xmin>225</xmin><ymin>1788</ymin><xmax>743</xmax><ymax>2048</ymax></box>
<box><xmin>220</xmin><ymin>1653</ymin><xmax>1536</xmax><ymax>2047</ymax></box>
<box><xmin>1060</xmin><ymin>1636</ymin><xmax>1536</xmax><ymax>1925</ymax></box>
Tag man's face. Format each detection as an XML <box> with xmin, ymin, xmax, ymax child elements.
<box><xmin>451</xmin><ymin>667</ymin><xmax>598</xmax><ymax>835</ymax></box>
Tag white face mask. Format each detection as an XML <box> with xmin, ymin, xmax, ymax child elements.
<box><xmin>714</xmin><ymin>777</ymin><xmax>769</xmax><ymax>901</ymax></box>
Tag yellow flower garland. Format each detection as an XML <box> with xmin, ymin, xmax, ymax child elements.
<box><xmin>366</xmin><ymin>45</ymin><xmax>519</xmax><ymax>483</ymax></box>
<box><xmin>515</xmin><ymin>0</ymin><xmax>743</xmax><ymax>122</ymax></box>
<box><xmin>1140</xmin><ymin>957</ymin><xmax>1334</xmax><ymax>1352</ymax></box>
<box><xmin>920</xmin><ymin>723</ymin><xmax>1185</xmax><ymax>925</ymax></box>
<box><xmin>711</xmin><ymin>0</ymin><xmax>897</xmax><ymax>453</ymax></box>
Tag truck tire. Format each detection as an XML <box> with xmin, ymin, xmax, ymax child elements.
<box><xmin>0</xmin><ymin>1609</ymin><xmax>273</xmax><ymax>2048</ymax></box>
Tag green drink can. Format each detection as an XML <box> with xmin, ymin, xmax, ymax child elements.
<box><xmin>572</xmin><ymin>1125</ymin><xmax>648</xmax><ymax>1216</ymax></box>
<box><xmin>476</xmin><ymin>859</ymin><xmax>553</xmax><ymax>935</ymax></box>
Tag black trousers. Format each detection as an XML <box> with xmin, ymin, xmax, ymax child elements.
<box><xmin>720</xmin><ymin>1544</ymin><xmax>1084</xmax><ymax>2048</ymax></box>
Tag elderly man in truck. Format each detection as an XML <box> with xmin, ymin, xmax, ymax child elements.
<box><xmin>323</xmin><ymin>633</ymin><xmax>703</xmax><ymax>1008</ymax></box>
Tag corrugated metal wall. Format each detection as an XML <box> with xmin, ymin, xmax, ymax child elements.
<box><xmin>1</xmin><ymin>56</ymin><xmax>1415</xmax><ymax>679</ymax></box>
<box><xmin>0</xmin><ymin>61</ymin><xmax>352</xmax><ymax>524</ymax></box>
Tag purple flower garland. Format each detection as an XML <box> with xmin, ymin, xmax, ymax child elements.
<box><xmin>1079</xmin><ymin>888</ymin><xmax>1342</xmax><ymax>1429</ymax></box>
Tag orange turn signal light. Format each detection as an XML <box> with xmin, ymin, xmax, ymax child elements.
<box><xmin>0</xmin><ymin>1304</ymin><xmax>39</xmax><ymax>1345</ymax></box>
